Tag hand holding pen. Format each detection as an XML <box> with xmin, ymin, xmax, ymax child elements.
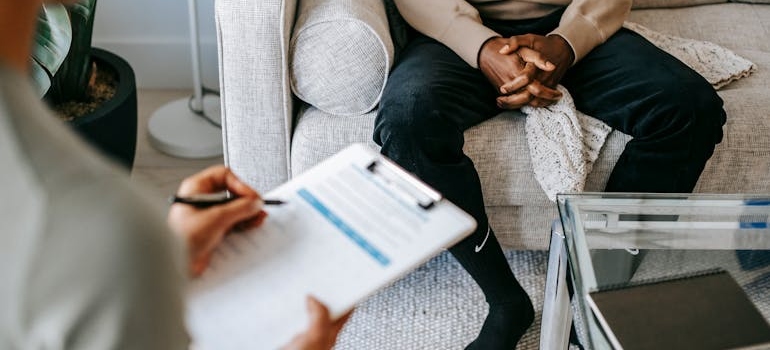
<box><xmin>169</xmin><ymin>167</ymin><xmax>348</xmax><ymax>349</ymax></box>
<box><xmin>167</xmin><ymin>165</ymin><xmax>273</xmax><ymax>277</ymax></box>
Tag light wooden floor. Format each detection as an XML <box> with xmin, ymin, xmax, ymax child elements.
<box><xmin>131</xmin><ymin>89</ymin><xmax>224</xmax><ymax>201</ymax></box>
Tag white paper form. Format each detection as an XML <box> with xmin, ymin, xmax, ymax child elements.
<box><xmin>186</xmin><ymin>144</ymin><xmax>476</xmax><ymax>350</ymax></box>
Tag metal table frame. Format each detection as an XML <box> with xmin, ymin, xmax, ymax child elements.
<box><xmin>540</xmin><ymin>219</ymin><xmax>574</xmax><ymax>349</ymax></box>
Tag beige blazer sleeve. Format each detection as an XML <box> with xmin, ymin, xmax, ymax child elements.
<box><xmin>393</xmin><ymin>0</ymin><xmax>632</xmax><ymax>68</ymax></box>
<box><xmin>549</xmin><ymin>0</ymin><xmax>632</xmax><ymax>64</ymax></box>
<box><xmin>393</xmin><ymin>0</ymin><xmax>500</xmax><ymax>68</ymax></box>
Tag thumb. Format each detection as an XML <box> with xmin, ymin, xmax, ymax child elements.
<box><xmin>498</xmin><ymin>40</ymin><xmax>519</xmax><ymax>55</ymax></box>
<box><xmin>499</xmin><ymin>35</ymin><xmax>534</xmax><ymax>54</ymax></box>
<box><xmin>517</xmin><ymin>47</ymin><xmax>556</xmax><ymax>71</ymax></box>
<box><xmin>307</xmin><ymin>296</ymin><xmax>330</xmax><ymax>326</ymax></box>
<box><xmin>330</xmin><ymin>309</ymin><xmax>353</xmax><ymax>335</ymax></box>
<box><xmin>191</xmin><ymin>252</ymin><xmax>212</xmax><ymax>277</ymax></box>
<box><xmin>304</xmin><ymin>296</ymin><xmax>331</xmax><ymax>345</ymax></box>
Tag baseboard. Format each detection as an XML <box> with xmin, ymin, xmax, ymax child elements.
<box><xmin>93</xmin><ymin>38</ymin><xmax>220</xmax><ymax>90</ymax></box>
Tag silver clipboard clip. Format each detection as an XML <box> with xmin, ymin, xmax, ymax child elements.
<box><xmin>366</xmin><ymin>159</ymin><xmax>443</xmax><ymax>210</ymax></box>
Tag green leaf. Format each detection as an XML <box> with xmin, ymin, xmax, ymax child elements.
<box><xmin>31</xmin><ymin>4</ymin><xmax>71</xmax><ymax>96</ymax></box>
<box><xmin>49</xmin><ymin>0</ymin><xmax>98</xmax><ymax>103</ymax></box>
<box><xmin>30</xmin><ymin>59</ymin><xmax>52</xmax><ymax>97</ymax></box>
<box><xmin>68</xmin><ymin>0</ymin><xmax>96</xmax><ymax>24</ymax></box>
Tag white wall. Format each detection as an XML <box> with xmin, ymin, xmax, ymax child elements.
<box><xmin>92</xmin><ymin>0</ymin><xmax>219</xmax><ymax>89</ymax></box>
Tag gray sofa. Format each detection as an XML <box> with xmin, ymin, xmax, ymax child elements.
<box><xmin>215</xmin><ymin>0</ymin><xmax>770</xmax><ymax>249</ymax></box>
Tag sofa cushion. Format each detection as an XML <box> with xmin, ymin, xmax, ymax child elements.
<box><xmin>291</xmin><ymin>105</ymin><xmax>631</xmax><ymax>207</ymax></box>
<box><xmin>731</xmin><ymin>0</ymin><xmax>770</xmax><ymax>4</ymax></box>
<box><xmin>696</xmin><ymin>89</ymin><xmax>770</xmax><ymax>193</ymax></box>
<box><xmin>628</xmin><ymin>3</ymin><xmax>770</xmax><ymax>87</ymax></box>
<box><xmin>293</xmin><ymin>87</ymin><xmax>770</xmax><ymax>206</ymax></box>
<box><xmin>291</xmin><ymin>105</ymin><xmax>380</xmax><ymax>173</ymax></box>
<box><xmin>628</xmin><ymin>3</ymin><xmax>770</xmax><ymax>52</ymax></box>
<box><xmin>290</xmin><ymin>0</ymin><xmax>393</xmax><ymax>116</ymax></box>
<box><xmin>633</xmin><ymin>0</ymin><xmax>726</xmax><ymax>8</ymax></box>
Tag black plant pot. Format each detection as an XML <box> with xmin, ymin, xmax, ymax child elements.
<box><xmin>69</xmin><ymin>48</ymin><xmax>137</xmax><ymax>170</ymax></box>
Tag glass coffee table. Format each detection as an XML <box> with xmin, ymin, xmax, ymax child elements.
<box><xmin>540</xmin><ymin>193</ymin><xmax>770</xmax><ymax>349</ymax></box>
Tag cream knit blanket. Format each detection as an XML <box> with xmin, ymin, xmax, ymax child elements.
<box><xmin>524</xmin><ymin>22</ymin><xmax>756</xmax><ymax>201</ymax></box>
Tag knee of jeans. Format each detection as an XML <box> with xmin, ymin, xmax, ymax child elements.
<box><xmin>374</xmin><ymin>94</ymin><xmax>463</xmax><ymax>163</ymax></box>
<box><xmin>685</xmin><ymin>80</ymin><xmax>726</xmax><ymax>146</ymax></box>
<box><xmin>374</xmin><ymin>90</ymin><xmax>421</xmax><ymax>147</ymax></box>
<box><xmin>640</xmin><ymin>78</ymin><xmax>725</xmax><ymax>143</ymax></box>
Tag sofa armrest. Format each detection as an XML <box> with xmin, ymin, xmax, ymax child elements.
<box><xmin>215</xmin><ymin>0</ymin><xmax>297</xmax><ymax>192</ymax></box>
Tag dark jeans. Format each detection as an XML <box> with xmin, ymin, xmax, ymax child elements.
<box><xmin>374</xmin><ymin>9</ymin><xmax>726</xmax><ymax>235</ymax></box>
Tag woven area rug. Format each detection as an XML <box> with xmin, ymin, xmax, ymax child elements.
<box><xmin>334</xmin><ymin>250</ymin><xmax>551</xmax><ymax>350</ymax></box>
<box><xmin>335</xmin><ymin>249</ymin><xmax>770</xmax><ymax>349</ymax></box>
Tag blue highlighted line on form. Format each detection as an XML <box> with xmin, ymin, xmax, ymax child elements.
<box><xmin>298</xmin><ymin>188</ymin><xmax>390</xmax><ymax>266</ymax></box>
<box><xmin>740</xmin><ymin>221</ymin><xmax>769</xmax><ymax>229</ymax></box>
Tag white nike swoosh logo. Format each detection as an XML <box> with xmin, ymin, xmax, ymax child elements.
<box><xmin>474</xmin><ymin>227</ymin><xmax>491</xmax><ymax>253</ymax></box>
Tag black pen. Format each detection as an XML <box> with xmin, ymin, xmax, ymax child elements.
<box><xmin>171</xmin><ymin>192</ymin><xmax>286</xmax><ymax>208</ymax></box>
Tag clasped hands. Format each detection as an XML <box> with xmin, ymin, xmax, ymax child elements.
<box><xmin>479</xmin><ymin>34</ymin><xmax>575</xmax><ymax>110</ymax></box>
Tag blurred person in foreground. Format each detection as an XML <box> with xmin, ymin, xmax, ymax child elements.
<box><xmin>0</xmin><ymin>1</ymin><xmax>348</xmax><ymax>348</ymax></box>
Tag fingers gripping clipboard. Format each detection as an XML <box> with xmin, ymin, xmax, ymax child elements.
<box><xmin>186</xmin><ymin>144</ymin><xmax>477</xmax><ymax>350</ymax></box>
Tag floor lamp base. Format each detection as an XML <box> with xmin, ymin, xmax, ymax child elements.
<box><xmin>148</xmin><ymin>95</ymin><xmax>223</xmax><ymax>159</ymax></box>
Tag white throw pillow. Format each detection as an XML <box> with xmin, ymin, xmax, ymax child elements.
<box><xmin>290</xmin><ymin>0</ymin><xmax>393</xmax><ymax>116</ymax></box>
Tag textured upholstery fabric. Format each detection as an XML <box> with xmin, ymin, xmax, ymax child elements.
<box><xmin>732</xmin><ymin>0</ymin><xmax>770</xmax><ymax>3</ymax></box>
<box><xmin>290</xmin><ymin>0</ymin><xmax>393</xmax><ymax>116</ymax></box>
<box><xmin>290</xmin><ymin>106</ymin><xmax>380</xmax><ymax>174</ymax></box>
<box><xmin>218</xmin><ymin>1</ymin><xmax>770</xmax><ymax>249</ymax></box>
<box><xmin>632</xmin><ymin>0</ymin><xmax>726</xmax><ymax>8</ymax></box>
<box><xmin>216</xmin><ymin>0</ymin><xmax>297</xmax><ymax>192</ymax></box>
<box><xmin>696</xmin><ymin>89</ymin><xmax>770</xmax><ymax>193</ymax></box>
<box><xmin>628</xmin><ymin>4</ymin><xmax>770</xmax><ymax>52</ymax></box>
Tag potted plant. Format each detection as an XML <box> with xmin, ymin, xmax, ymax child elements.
<box><xmin>32</xmin><ymin>0</ymin><xmax>137</xmax><ymax>169</ymax></box>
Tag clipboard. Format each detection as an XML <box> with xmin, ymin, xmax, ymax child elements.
<box><xmin>186</xmin><ymin>144</ymin><xmax>477</xmax><ymax>350</ymax></box>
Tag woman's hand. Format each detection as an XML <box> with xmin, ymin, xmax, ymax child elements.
<box><xmin>282</xmin><ymin>297</ymin><xmax>353</xmax><ymax>350</ymax></box>
<box><xmin>168</xmin><ymin>165</ymin><xmax>267</xmax><ymax>277</ymax></box>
